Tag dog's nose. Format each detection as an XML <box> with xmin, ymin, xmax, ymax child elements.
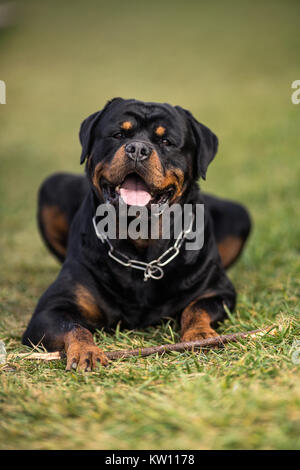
<box><xmin>125</xmin><ymin>141</ymin><xmax>152</xmax><ymax>161</ymax></box>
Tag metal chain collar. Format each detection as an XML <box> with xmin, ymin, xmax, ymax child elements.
<box><xmin>92</xmin><ymin>213</ymin><xmax>194</xmax><ymax>282</ymax></box>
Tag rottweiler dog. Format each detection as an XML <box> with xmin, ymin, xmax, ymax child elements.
<box><xmin>22</xmin><ymin>98</ymin><xmax>251</xmax><ymax>371</ymax></box>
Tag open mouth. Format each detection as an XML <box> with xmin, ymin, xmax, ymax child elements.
<box><xmin>100</xmin><ymin>173</ymin><xmax>175</xmax><ymax>207</ymax></box>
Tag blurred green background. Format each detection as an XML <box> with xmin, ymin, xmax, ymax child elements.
<box><xmin>1</xmin><ymin>0</ymin><xmax>300</xmax><ymax>267</ymax></box>
<box><xmin>0</xmin><ymin>0</ymin><xmax>299</xmax><ymax>450</ymax></box>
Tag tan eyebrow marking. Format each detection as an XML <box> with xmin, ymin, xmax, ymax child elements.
<box><xmin>121</xmin><ymin>121</ymin><xmax>133</xmax><ymax>130</ymax></box>
<box><xmin>155</xmin><ymin>126</ymin><xmax>166</xmax><ymax>136</ymax></box>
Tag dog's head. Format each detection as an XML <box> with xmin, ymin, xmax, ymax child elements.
<box><xmin>79</xmin><ymin>98</ymin><xmax>218</xmax><ymax>208</ymax></box>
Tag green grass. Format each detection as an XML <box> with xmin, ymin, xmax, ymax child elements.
<box><xmin>0</xmin><ymin>0</ymin><xmax>300</xmax><ymax>450</ymax></box>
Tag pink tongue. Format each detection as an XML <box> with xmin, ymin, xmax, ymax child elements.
<box><xmin>120</xmin><ymin>175</ymin><xmax>151</xmax><ymax>206</ymax></box>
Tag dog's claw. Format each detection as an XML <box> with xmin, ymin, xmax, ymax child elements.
<box><xmin>65</xmin><ymin>343</ymin><xmax>108</xmax><ymax>372</ymax></box>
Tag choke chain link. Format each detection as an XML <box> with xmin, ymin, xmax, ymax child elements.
<box><xmin>92</xmin><ymin>213</ymin><xmax>194</xmax><ymax>282</ymax></box>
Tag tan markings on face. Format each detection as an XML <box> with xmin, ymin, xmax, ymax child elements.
<box><xmin>92</xmin><ymin>145</ymin><xmax>185</xmax><ymax>202</ymax></box>
<box><xmin>155</xmin><ymin>126</ymin><xmax>166</xmax><ymax>136</ymax></box>
<box><xmin>143</xmin><ymin>150</ymin><xmax>185</xmax><ymax>201</ymax></box>
<box><xmin>217</xmin><ymin>236</ymin><xmax>244</xmax><ymax>269</ymax></box>
<box><xmin>92</xmin><ymin>145</ymin><xmax>128</xmax><ymax>193</ymax></box>
<box><xmin>121</xmin><ymin>121</ymin><xmax>133</xmax><ymax>130</ymax></box>
<box><xmin>155</xmin><ymin>166</ymin><xmax>185</xmax><ymax>203</ymax></box>
<box><xmin>75</xmin><ymin>284</ymin><xmax>102</xmax><ymax>322</ymax></box>
<box><xmin>92</xmin><ymin>161</ymin><xmax>104</xmax><ymax>193</ymax></box>
<box><xmin>40</xmin><ymin>205</ymin><xmax>69</xmax><ymax>257</ymax></box>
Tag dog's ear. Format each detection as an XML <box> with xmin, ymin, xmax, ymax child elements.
<box><xmin>79</xmin><ymin>97</ymin><xmax>124</xmax><ymax>164</ymax></box>
<box><xmin>176</xmin><ymin>107</ymin><xmax>218</xmax><ymax>180</ymax></box>
<box><xmin>79</xmin><ymin>111</ymin><xmax>102</xmax><ymax>164</ymax></box>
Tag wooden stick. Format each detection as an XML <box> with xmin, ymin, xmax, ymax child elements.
<box><xmin>6</xmin><ymin>327</ymin><xmax>274</xmax><ymax>363</ymax></box>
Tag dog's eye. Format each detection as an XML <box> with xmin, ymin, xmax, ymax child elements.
<box><xmin>112</xmin><ymin>131</ymin><xmax>124</xmax><ymax>139</ymax></box>
<box><xmin>161</xmin><ymin>138</ymin><xmax>171</xmax><ymax>146</ymax></box>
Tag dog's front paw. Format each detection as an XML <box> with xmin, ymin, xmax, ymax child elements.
<box><xmin>64</xmin><ymin>327</ymin><xmax>108</xmax><ymax>372</ymax></box>
<box><xmin>65</xmin><ymin>342</ymin><xmax>108</xmax><ymax>371</ymax></box>
<box><xmin>181</xmin><ymin>327</ymin><xmax>219</xmax><ymax>342</ymax></box>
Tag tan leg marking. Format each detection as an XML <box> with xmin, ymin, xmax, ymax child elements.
<box><xmin>75</xmin><ymin>284</ymin><xmax>103</xmax><ymax>323</ymax></box>
<box><xmin>181</xmin><ymin>299</ymin><xmax>218</xmax><ymax>341</ymax></box>
<box><xmin>217</xmin><ymin>236</ymin><xmax>244</xmax><ymax>268</ymax></box>
<box><xmin>41</xmin><ymin>205</ymin><xmax>69</xmax><ymax>257</ymax></box>
<box><xmin>64</xmin><ymin>326</ymin><xmax>108</xmax><ymax>372</ymax></box>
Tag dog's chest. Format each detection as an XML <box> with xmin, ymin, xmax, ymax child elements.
<box><xmin>102</xmin><ymin>276</ymin><xmax>189</xmax><ymax>329</ymax></box>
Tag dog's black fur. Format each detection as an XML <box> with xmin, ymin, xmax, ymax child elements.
<box><xmin>22</xmin><ymin>98</ymin><xmax>251</xmax><ymax>370</ymax></box>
